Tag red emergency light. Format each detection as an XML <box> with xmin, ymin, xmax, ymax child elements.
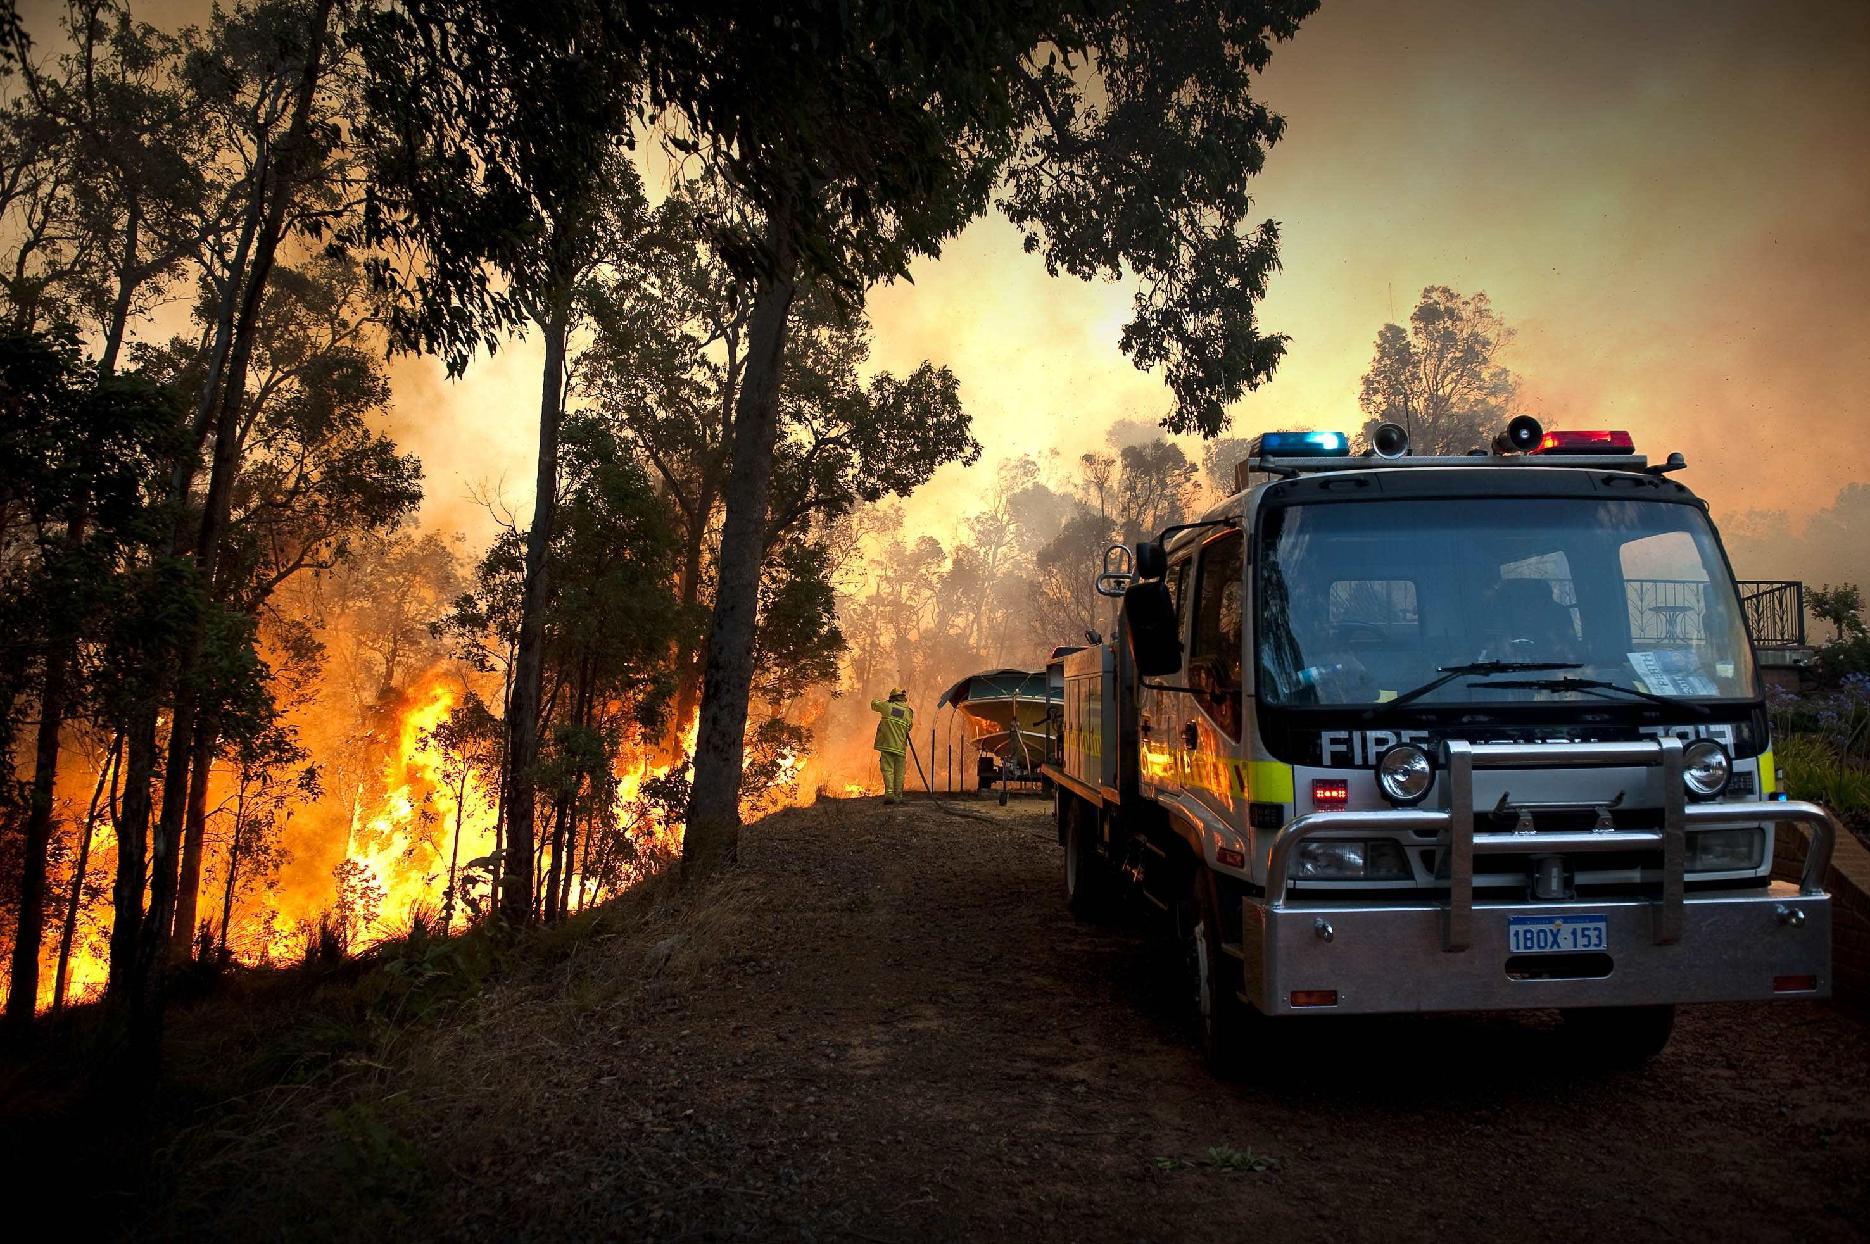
<box><xmin>1530</xmin><ymin>429</ymin><xmax>1634</xmax><ymax>455</ymax></box>
<box><xmin>1311</xmin><ymin>779</ymin><xmax>1350</xmax><ymax>810</ymax></box>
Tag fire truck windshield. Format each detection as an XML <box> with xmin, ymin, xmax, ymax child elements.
<box><xmin>1255</xmin><ymin>496</ymin><xmax>1760</xmax><ymax>709</ymax></box>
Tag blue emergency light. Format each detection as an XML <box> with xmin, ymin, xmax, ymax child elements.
<box><xmin>1252</xmin><ymin>430</ymin><xmax>1349</xmax><ymax>457</ymax></box>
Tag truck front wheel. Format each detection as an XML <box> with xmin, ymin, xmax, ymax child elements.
<box><xmin>1559</xmin><ymin>1003</ymin><xmax>1676</xmax><ymax>1064</ymax></box>
<box><xmin>1189</xmin><ymin>870</ymin><xmax>1259</xmax><ymax>1077</ymax></box>
<box><xmin>1063</xmin><ymin>800</ymin><xmax>1116</xmax><ymax>922</ymax></box>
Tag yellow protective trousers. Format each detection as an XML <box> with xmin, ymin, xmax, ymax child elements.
<box><xmin>878</xmin><ymin>749</ymin><xmax>906</xmax><ymax>801</ymax></box>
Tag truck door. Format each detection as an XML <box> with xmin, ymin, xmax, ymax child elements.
<box><xmin>1137</xmin><ymin>554</ymin><xmax>1192</xmax><ymax>791</ymax></box>
<box><xmin>1183</xmin><ymin>530</ymin><xmax>1247</xmax><ymax>828</ymax></box>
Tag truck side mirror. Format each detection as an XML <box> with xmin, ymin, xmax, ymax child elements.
<box><xmin>1134</xmin><ymin>539</ymin><xmax>1167</xmax><ymax>581</ymax></box>
<box><xmin>1123</xmin><ymin>579</ymin><xmax>1183</xmax><ymax>676</ymax></box>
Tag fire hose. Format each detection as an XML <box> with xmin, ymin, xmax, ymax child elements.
<box><xmin>903</xmin><ymin>736</ymin><xmax>1003</xmax><ymax>825</ymax></box>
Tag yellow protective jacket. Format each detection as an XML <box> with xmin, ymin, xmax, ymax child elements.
<box><xmin>870</xmin><ymin>699</ymin><xmax>914</xmax><ymax>755</ymax></box>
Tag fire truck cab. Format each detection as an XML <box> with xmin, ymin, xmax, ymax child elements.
<box><xmin>1041</xmin><ymin>418</ymin><xmax>1837</xmax><ymax>1072</ymax></box>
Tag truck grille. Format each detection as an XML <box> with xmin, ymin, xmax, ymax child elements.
<box><xmin>1418</xmin><ymin>847</ymin><xmax>1663</xmax><ymax>883</ymax></box>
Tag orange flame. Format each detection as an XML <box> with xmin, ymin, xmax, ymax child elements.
<box><xmin>18</xmin><ymin>676</ymin><xmax>824</xmax><ymax>1013</ymax></box>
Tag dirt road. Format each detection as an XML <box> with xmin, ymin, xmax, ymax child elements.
<box><xmin>180</xmin><ymin>796</ymin><xmax>1869</xmax><ymax>1241</ymax></box>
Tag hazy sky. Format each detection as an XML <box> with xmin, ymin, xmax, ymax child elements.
<box><xmin>848</xmin><ymin>0</ymin><xmax>1870</xmax><ymax>562</ymax></box>
<box><xmin>26</xmin><ymin>0</ymin><xmax>1870</xmax><ymax>578</ymax></box>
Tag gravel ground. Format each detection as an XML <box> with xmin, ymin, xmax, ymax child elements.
<box><xmin>174</xmin><ymin>795</ymin><xmax>1869</xmax><ymax>1241</ymax></box>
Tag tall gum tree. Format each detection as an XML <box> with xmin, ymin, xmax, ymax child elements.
<box><xmin>581</xmin><ymin>198</ymin><xmax>978</xmax><ymax>757</ymax></box>
<box><xmin>127</xmin><ymin>0</ymin><xmax>341</xmax><ymax>1066</ymax></box>
<box><xmin>648</xmin><ymin>0</ymin><xmax>1318</xmax><ymax>878</ymax></box>
<box><xmin>351</xmin><ymin>1</ymin><xmax>650</xmax><ymax>925</ymax></box>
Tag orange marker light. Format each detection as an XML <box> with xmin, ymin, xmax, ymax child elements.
<box><xmin>1290</xmin><ymin>990</ymin><xmax>1339</xmax><ymax>1008</ymax></box>
<box><xmin>1773</xmin><ymin>975</ymin><xmax>1818</xmax><ymax>993</ymax></box>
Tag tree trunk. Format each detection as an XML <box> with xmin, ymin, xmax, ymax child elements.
<box><xmin>542</xmin><ymin>792</ymin><xmax>568</xmax><ymax>925</ymax></box>
<box><xmin>217</xmin><ymin>787</ymin><xmax>245</xmax><ymax>961</ymax></box>
<box><xmin>6</xmin><ymin>545</ymin><xmax>80</xmax><ymax>1032</ymax></box>
<box><xmin>97</xmin><ymin>200</ymin><xmax>141</xmax><ymax>378</ymax></box>
<box><xmin>131</xmin><ymin>0</ymin><xmax>336</xmax><ymax>1072</ymax></box>
<box><xmin>168</xmin><ymin>723</ymin><xmax>215</xmax><ymax>959</ymax></box>
<box><xmin>442</xmin><ymin>770</ymin><xmax>466</xmax><ymax>933</ymax></box>
<box><xmin>572</xmin><ymin>804</ymin><xmax>595</xmax><ymax>914</ymax></box>
<box><xmin>499</xmin><ymin>295</ymin><xmax>571</xmax><ymax>925</ymax></box>
<box><xmin>557</xmin><ymin>794</ymin><xmax>580</xmax><ymax>919</ymax></box>
<box><xmin>668</xmin><ymin>530</ymin><xmax>706</xmax><ymax>754</ymax></box>
<box><xmin>667</xmin><ymin>462</ymin><xmax>720</xmax><ymax>757</ymax></box>
<box><xmin>682</xmin><ymin>222</ymin><xmax>801</xmax><ymax>880</ymax></box>
<box><xmin>53</xmin><ymin>733</ymin><xmax>120</xmax><ymax>1014</ymax></box>
<box><xmin>107</xmin><ymin>704</ymin><xmax>157</xmax><ymax>1005</ymax></box>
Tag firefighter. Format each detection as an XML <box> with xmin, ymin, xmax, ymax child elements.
<box><xmin>869</xmin><ymin>689</ymin><xmax>914</xmax><ymax>804</ymax></box>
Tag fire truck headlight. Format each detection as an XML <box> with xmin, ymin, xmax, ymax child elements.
<box><xmin>1682</xmin><ymin>739</ymin><xmax>1732</xmax><ymax>800</ymax></box>
<box><xmin>1297</xmin><ymin>839</ymin><xmax>1411</xmax><ymax>880</ymax></box>
<box><xmin>1688</xmin><ymin>828</ymin><xmax>1763</xmax><ymax>871</ymax></box>
<box><xmin>1375</xmin><ymin>743</ymin><xmax>1434</xmax><ymax>805</ymax></box>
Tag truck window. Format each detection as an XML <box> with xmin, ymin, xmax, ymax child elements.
<box><xmin>1499</xmin><ymin>552</ymin><xmax>1580</xmax><ymax>643</ymax></box>
<box><xmin>1167</xmin><ymin>558</ymin><xmax>1189</xmax><ymax>618</ymax></box>
<box><xmin>1328</xmin><ymin>579</ymin><xmax>1419</xmax><ymax>640</ymax></box>
<box><xmin>1257</xmin><ymin>498</ymin><xmax>1758</xmax><ymax>707</ymax></box>
<box><xmin>1190</xmin><ymin>532</ymin><xmax>1243</xmax><ymax>737</ymax></box>
<box><xmin>1620</xmin><ymin>530</ymin><xmax>1713</xmax><ymax>646</ymax></box>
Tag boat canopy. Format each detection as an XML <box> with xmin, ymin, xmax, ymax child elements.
<box><xmin>936</xmin><ymin>668</ymin><xmax>1048</xmax><ymax>709</ymax></box>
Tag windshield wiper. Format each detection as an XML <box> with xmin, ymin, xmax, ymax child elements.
<box><xmin>1465</xmin><ymin>676</ymin><xmax>1710</xmax><ymax>716</ymax></box>
<box><xmin>1365</xmin><ymin>661</ymin><xmax>1582</xmax><ymax>717</ymax></box>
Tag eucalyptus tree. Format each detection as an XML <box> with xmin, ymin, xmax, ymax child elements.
<box><xmin>0</xmin><ymin>328</ymin><xmax>181</xmax><ymax>1034</ymax></box>
<box><xmin>79</xmin><ymin>0</ymin><xmax>352</xmax><ymax>1059</ymax></box>
<box><xmin>1357</xmin><ymin>286</ymin><xmax>1521</xmax><ymax>457</ymax></box>
<box><xmin>352</xmin><ymin>1</ymin><xmax>650</xmax><ymax>924</ymax></box>
<box><xmin>582</xmin><ymin>202</ymin><xmax>978</xmax><ymax>751</ymax></box>
<box><xmin>4</xmin><ymin>2</ymin><xmax>210</xmax><ymax>372</ymax></box>
<box><xmin>156</xmin><ymin>253</ymin><xmax>421</xmax><ymax>959</ymax></box>
<box><xmin>651</xmin><ymin>0</ymin><xmax>1317</xmax><ymax>876</ymax></box>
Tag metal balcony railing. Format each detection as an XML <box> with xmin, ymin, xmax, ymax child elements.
<box><xmin>1737</xmin><ymin>581</ymin><xmax>1807</xmax><ymax>648</ymax></box>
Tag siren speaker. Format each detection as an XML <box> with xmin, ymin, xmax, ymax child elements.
<box><xmin>1493</xmin><ymin>414</ymin><xmax>1544</xmax><ymax>454</ymax></box>
<box><xmin>1372</xmin><ymin>422</ymin><xmax>1410</xmax><ymax>459</ymax></box>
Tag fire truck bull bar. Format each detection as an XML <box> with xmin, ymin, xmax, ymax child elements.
<box><xmin>1241</xmin><ymin>738</ymin><xmax>1838</xmax><ymax>1016</ymax></box>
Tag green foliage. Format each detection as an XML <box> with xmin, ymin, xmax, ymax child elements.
<box><xmin>647</xmin><ymin>0</ymin><xmax>1316</xmax><ymax>432</ymax></box>
<box><xmin>1811</xmin><ymin>635</ymin><xmax>1870</xmax><ymax>686</ymax></box>
<box><xmin>1780</xmin><ymin>734</ymin><xmax>1870</xmax><ymax>817</ymax></box>
<box><xmin>767</xmin><ymin>288</ymin><xmax>981</xmax><ymax>534</ymax></box>
<box><xmin>741</xmin><ymin>718</ymin><xmax>812</xmax><ymax>816</ymax></box>
<box><xmin>0</xmin><ymin>325</ymin><xmax>187</xmax><ymax>772</ymax></box>
<box><xmin>754</xmin><ymin>540</ymin><xmax>846</xmax><ymax>703</ymax></box>
<box><xmin>351</xmin><ymin>0</ymin><xmax>647</xmax><ymax>368</ymax></box>
<box><xmin>1809</xmin><ymin>583</ymin><xmax>1866</xmax><ymax>643</ymax></box>
<box><xmin>325</xmin><ymin>1101</ymin><xmax>423</xmax><ymax>1208</ymax></box>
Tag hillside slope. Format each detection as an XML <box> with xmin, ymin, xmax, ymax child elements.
<box><xmin>134</xmin><ymin>797</ymin><xmax>1870</xmax><ymax>1239</ymax></box>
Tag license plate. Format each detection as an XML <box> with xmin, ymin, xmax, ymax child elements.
<box><xmin>1508</xmin><ymin>914</ymin><xmax>1608</xmax><ymax>954</ymax></box>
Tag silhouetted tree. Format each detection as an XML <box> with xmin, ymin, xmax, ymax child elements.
<box><xmin>1357</xmin><ymin>285</ymin><xmax>1521</xmax><ymax>455</ymax></box>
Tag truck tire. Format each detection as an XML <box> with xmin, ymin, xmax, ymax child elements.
<box><xmin>1559</xmin><ymin>1003</ymin><xmax>1676</xmax><ymax>1064</ymax></box>
<box><xmin>1189</xmin><ymin>869</ymin><xmax>1259</xmax><ymax>1078</ymax></box>
<box><xmin>1063</xmin><ymin>800</ymin><xmax>1116</xmax><ymax>922</ymax></box>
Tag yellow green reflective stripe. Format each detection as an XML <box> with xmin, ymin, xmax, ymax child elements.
<box><xmin>1245</xmin><ymin>759</ymin><xmax>1294</xmax><ymax>803</ymax></box>
<box><xmin>1758</xmin><ymin>747</ymin><xmax>1776</xmax><ymax>797</ymax></box>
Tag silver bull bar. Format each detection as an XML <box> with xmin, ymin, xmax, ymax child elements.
<box><xmin>1264</xmin><ymin>738</ymin><xmax>1839</xmax><ymax>952</ymax></box>
<box><xmin>1240</xmin><ymin>738</ymin><xmax>1839</xmax><ymax>1015</ymax></box>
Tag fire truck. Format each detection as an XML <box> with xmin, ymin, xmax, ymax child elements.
<box><xmin>1040</xmin><ymin>417</ymin><xmax>1837</xmax><ymax>1072</ymax></box>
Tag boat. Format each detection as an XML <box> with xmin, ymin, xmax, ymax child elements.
<box><xmin>935</xmin><ymin>667</ymin><xmax>1055</xmax><ymax>790</ymax></box>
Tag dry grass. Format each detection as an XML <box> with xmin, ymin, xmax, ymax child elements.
<box><xmin>0</xmin><ymin>849</ymin><xmax>769</xmax><ymax>1240</ymax></box>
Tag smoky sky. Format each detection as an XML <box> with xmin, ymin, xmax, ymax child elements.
<box><xmin>22</xmin><ymin>0</ymin><xmax>1870</xmax><ymax>586</ymax></box>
